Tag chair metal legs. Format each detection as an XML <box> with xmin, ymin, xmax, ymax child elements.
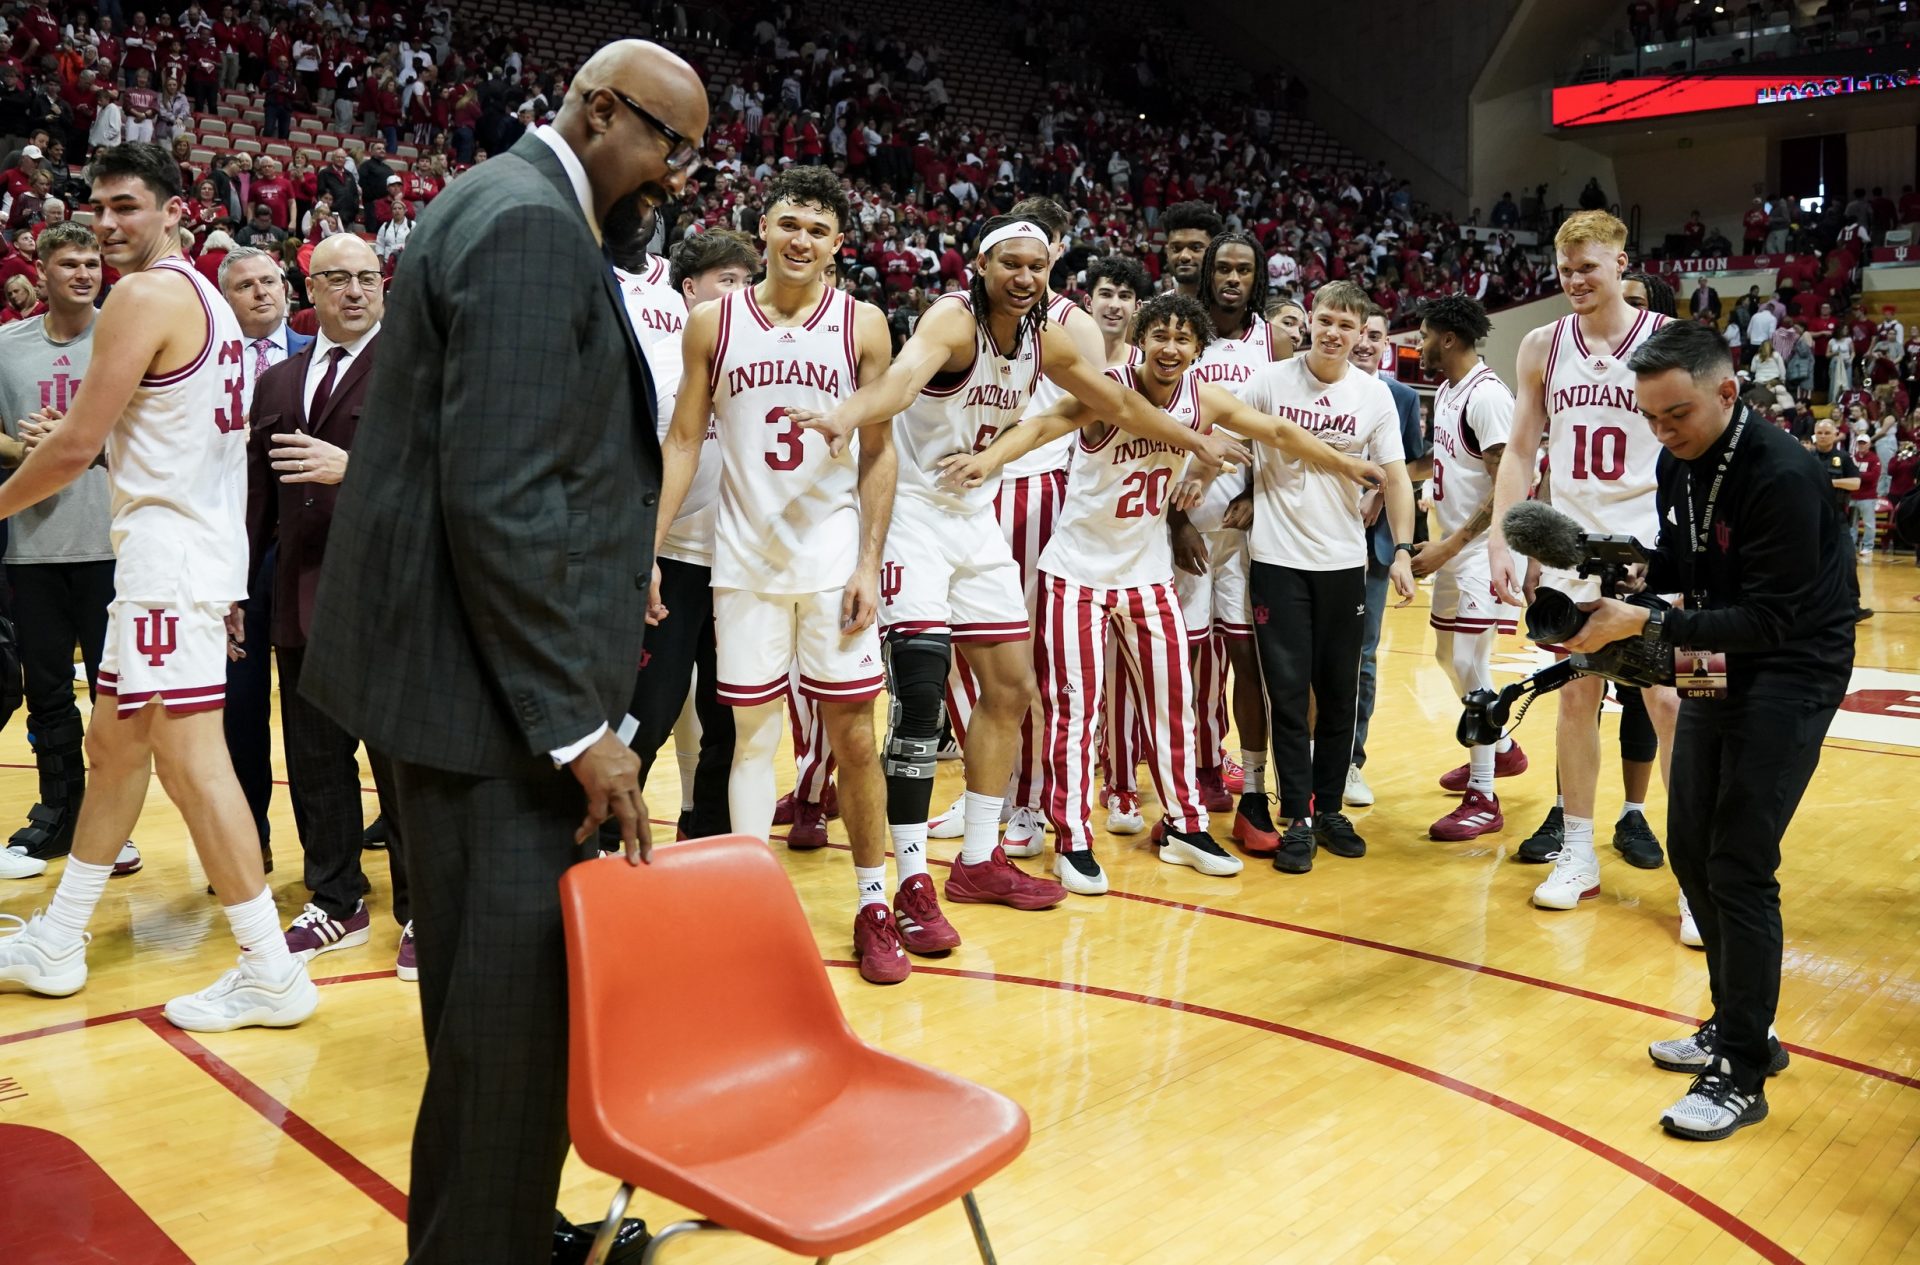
<box><xmin>636</xmin><ymin>1216</ymin><xmax>728</xmax><ymax>1264</ymax></box>
<box><xmin>962</xmin><ymin>1191</ymin><xmax>998</xmax><ymax>1265</ymax></box>
<box><xmin>584</xmin><ymin>1185</ymin><xmax>633</xmax><ymax>1265</ymax></box>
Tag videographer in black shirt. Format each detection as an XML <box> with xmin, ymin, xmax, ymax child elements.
<box><xmin>1564</xmin><ymin>320</ymin><xmax>1855</xmax><ymax>1142</ymax></box>
<box><xmin>1809</xmin><ymin>418</ymin><xmax>1869</xmax><ymax>621</ymax></box>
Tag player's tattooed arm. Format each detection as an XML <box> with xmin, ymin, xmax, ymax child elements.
<box><xmin>1412</xmin><ymin>444</ymin><xmax>1505</xmax><ymax>578</ymax></box>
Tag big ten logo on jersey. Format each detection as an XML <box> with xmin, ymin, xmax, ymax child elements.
<box><xmin>879</xmin><ymin>560</ymin><xmax>904</xmax><ymax>606</ymax></box>
<box><xmin>1272</xmin><ymin>395</ymin><xmax>1360</xmax><ymax>448</ymax></box>
<box><xmin>213</xmin><ymin>338</ymin><xmax>246</xmax><ymax>433</ymax></box>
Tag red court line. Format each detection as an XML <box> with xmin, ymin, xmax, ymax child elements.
<box><xmin>808</xmin><ymin>837</ymin><xmax>1920</xmax><ymax>1091</ymax></box>
<box><xmin>829</xmin><ymin>959</ymin><xmax>1805</xmax><ymax>1265</ymax></box>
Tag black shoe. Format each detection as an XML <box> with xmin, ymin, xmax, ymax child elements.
<box><xmin>1649</xmin><ymin>1017</ymin><xmax>1791</xmax><ymax>1076</ymax></box>
<box><xmin>362</xmin><ymin>815</ymin><xmax>389</xmax><ymax>849</ymax></box>
<box><xmin>1271</xmin><ymin>820</ymin><xmax>1316</xmax><ymax>874</ymax></box>
<box><xmin>1855</xmin><ymin>608</ymin><xmax>1875</xmax><ymax>623</ymax></box>
<box><xmin>1311</xmin><ymin>811</ymin><xmax>1366</xmax><ymax>858</ymax></box>
<box><xmin>1516</xmin><ymin>806</ymin><xmax>1564</xmax><ymax>863</ymax></box>
<box><xmin>1236</xmin><ymin>792</ymin><xmax>1274</xmax><ymax>834</ymax></box>
<box><xmin>1612</xmin><ymin>809</ymin><xmax>1664</xmax><ymax>869</ymax></box>
<box><xmin>11</xmin><ymin>714</ymin><xmax>87</xmax><ymax>860</ymax></box>
<box><xmin>552</xmin><ymin>1213</ymin><xmax>650</xmax><ymax>1264</ymax></box>
<box><xmin>1660</xmin><ymin>1058</ymin><xmax>1769</xmax><ymax>1141</ymax></box>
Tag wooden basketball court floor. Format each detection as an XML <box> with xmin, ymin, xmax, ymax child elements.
<box><xmin>2</xmin><ymin>563</ymin><xmax>1917</xmax><ymax>1265</ymax></box>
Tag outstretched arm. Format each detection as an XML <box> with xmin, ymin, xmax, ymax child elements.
<box><xmin>790</xmin><ymin>298</ymin><xmax>975</xmax><ymax>441</ymax></box>
<box><xmin>937</xmin><ymin>396</ymin><xmax>1092</xmax><ymax>490</ymax></box>
<box><xmin>1042</xmin><ymin>325</ymin><xmax>1252</xmax><ymax>472</ymax></box>
<box><xmin>1200</xmin><ymin>382</ymin><xmax>1382</xmax><ymax>488</ymax></box>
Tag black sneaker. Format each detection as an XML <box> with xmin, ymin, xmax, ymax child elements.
<box><xmin>1612</xmin><ymin>809</ymin><xmax>1665</xmax><ymax>869</ymax></box>
<box><xmin>1660</xmin><ymin>1057</ymin><xmax>1769</xmax><ymax>1141</ymax></box>
<box><xmin>362</xmin><ymin>815</ymin><xmax>389</xmax><ymax>849</ymax></box>
<box><xmin>1648</xmin><ymin>1017</ymin><xmax>1790</xmax><ymax>1076</ymax></box>
<box><xmin>1516</xmin><ymin>806</ymin><xmax>1564</xmax><ymax>863</ymax></box>
<box><xmin>1312</xmin><ymin>811</ymin><xmax>1366</xmax><ymax>858</ymax></box>
<box><xmin>1157</xmin><ymin>826</ymin><xmax>1243</xmax><ymax>876</ymax></box>
<box><xmin>1272</xmin><ymin>820</ymin><xmax>1316</xmax><ymax>874</ymax></box>
<box><xmin>1236</xmin><ymin>792</ymin><xmax>1275</xmax><ymax>833</ymax></box>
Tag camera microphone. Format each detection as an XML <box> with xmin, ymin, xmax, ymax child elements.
<box><xmin>1501</xmin><ymin>502</ymin><xmax>1587</xmax><ymax>570</ymax></box>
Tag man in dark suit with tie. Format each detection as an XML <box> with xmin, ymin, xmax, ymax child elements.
<box><xmin>302</xmin><ymin>41</ymin><xmax>709</xmax><ymax>1265</ymax></box>
<box><xmin>242</xmin><ymin>234</ymin><xmax>412</xmax><ymax>975</ymax></box>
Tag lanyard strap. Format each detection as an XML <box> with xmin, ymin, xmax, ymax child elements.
<box><xmin>1685</xmin><ymin>407</ymin><xmax>1748</xmax><ymax>558</ymax></box>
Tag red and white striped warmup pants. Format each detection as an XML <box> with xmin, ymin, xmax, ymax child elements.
<box><xmin>1098</xmin><ymin>635</ymin><xmax>1149</xmax><ymax>793</ymax></box>
<box><xmin>945</xmin><ymin>470</ymin><xmax>1066</xmax><ymax>805</ymax></box>
<box><xmin>1190</xmin><ymin>630</ymin><xmax>1231</xmax><ymax>770</ymax></box>
<box><xmin>788</xmin><ymin>666</ymin><xmax>835</xmax><ymax>803</ymax></box>
<box><xmin>1035</xmin><ymin>573</ymin><xmax>1205</xmax><ymax>852</ymax></box>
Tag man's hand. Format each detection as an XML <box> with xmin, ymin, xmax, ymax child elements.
<box><xmin>1389</xmin><ymin>554</ymin><xmax>1416</xmax><ymax>607</ymax></box>
<box><xmin>570</xmin><ymin>730</ymin><xmax>650</xmax><ymax>864</ymax></box>
<box><xmin>645</xmin><ymin>562</ymin><xmax>668</xmax><ymax>626</ymax></box>
<box><xmin>842</xmin><ymin>562</ymin><xmax>879</xmax><ymax>634</ymax></box>
<box><xmin>787</xmin><ymin>405</ymin><xmax>851</xmax><ymax>456</ymax></box>
<box><xmin>1220</xmin><ymin>492</ymin><xmax>1253</xmax><ymax>531</ymax></box>
<box><xmin>1345</xmin><ymin>455</ymin><xmax>1386</xmax><ymax>490</ymax></box>
<box><xmin>272</xmin><ymin>429</ymin><xmax>350</xmax><ymax>484</ymax></box>
<box><xmin>224</xmin><ymin>602</ymin><xmax>246</xmax><ymax>661</ymax></box>
<box><xmin>936</xmin><ymin>450</ymin><xmax>995</xmax><ymax>491</ymax></box>
<box><xmin>20</xmin><ymin>406</ymin><xmax>61</xmax><ymax>455</ymax></box>
<box><xmin>1564</xmin><ymin>596</ymin><xmax>1650</xmax><ymax>654</ymax></box>
<box><xmin>1193</xmin><ymin>428</ymin><xmax>1253</xmax><ymax>476</ymax></box>
<box><xmin>1359</xmin><ymin>487</ymin><xmax>1384</xmax><ymax>527</ymax></box>
<box><xmin>1488</xmin><ymin>539</ymin><xmax>1526</xmax><ymax>606</ymax></box>
<box><xmin>1409</xmin><ymin>535</ymin><xmax>1457</xmax><ymax>579</ymax></box>
<box><xmin>1170</xmin><ymin>476</ymin><xmax>1208</xmax><ymax>513</ymax></box>
<box><xmin>1172</xmin><ymin>520</ymin><xmax>1209</xmax><ymax>576</ymax></box>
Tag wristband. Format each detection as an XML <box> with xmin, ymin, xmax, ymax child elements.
<box><xmin>1393</xmin><ymin>542</ymin><xmax>1415</xmax><ymax>556</ymax></box>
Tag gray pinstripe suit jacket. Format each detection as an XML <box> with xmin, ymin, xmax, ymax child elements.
<box><xmin>303</xmin><ymin>133</ymin><xmax>661</xmax><ymax>777</ymax></box>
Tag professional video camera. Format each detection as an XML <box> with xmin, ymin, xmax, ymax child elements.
<box><xmin>1456</xmin><ymin>502</ymin><xmax>1676</xmax><ymax>748</ymax></box>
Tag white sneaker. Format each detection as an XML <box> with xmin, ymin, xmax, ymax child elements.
<box><xmin>0</xmin><ymin>912</ymin><xmax>89</xmax><ymax>996</ymax></box>
<box><xmin>1343</xmin><ymin>764</ymin><xmax>1375</xmax><ymax>807</ymax></box>
<box><xmin>163</xmin><ymin>956</ymin><xmax>319</xmax><ymax>1032</ymax></box>
<box><xmin>1053</xmin><ymin>850</ymin><xmax>1108</xmax><ymax>896</ymax></box>
<box><xmin>1</xmin><ymin>845</ymin><xmax>48</xmax><ymax>880</ymax></box>
<box><xmin>112</xmin><ymin>841</ymin><xmax>142</xmax><ymax>878</ymax></box>
<box><xmin>927</xmin><ymin>793</ymin><xmax>967</xmax><ymax>840</ymax></box>
<box><xmin>1002</xmin><ymin>806</ymin><xmax>1047</xmax><ymax>858</ymax></box>
<box><xmin>1679</xmin><ymin>893</ymin><xmax>1704</xmax><ymax>948</ymax></box>
<box><xmin>1531</xmin><ymin>846</ymin><xmax>1600</xmax><ymax>910</ymax></box>
<box><xmin>1157</xmin><ymin>828</ymin><xmax>1243</xmax><ymax>877</ymax></box>
<box><xmin>1104</xmin><ymin>791</ymin><xmax>1144</xmax><ymax>835</ymax></box>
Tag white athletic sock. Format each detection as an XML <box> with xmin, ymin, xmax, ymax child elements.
<box><xmin>1495</xmin><ymin>735</ymin><xmax>1514</xmax><ymax>755</ymax></box>
<box><xmin>891</xmin><ymin>823</ymin><xmax>929</xmax><ymax>881</ymax></box>
<box><xmin>1563</xmin><ymin>814</ymin><xmax>1596</xmax><ymax>860</ymax></box>
<box><xmin>1619</xmin><ymin>800</ymin><xmax>1646</xmax><ymax>821</ymax></box>
<box><xmin>1239</xmin><ymin>748</ymin><xmax>1267</xmax><ymax>795</ymax></box>
<box><xmin>1555</xmin><ymin>793</ymin><xmax>1565</xmax><ymax>809</ymax></box>
<box><xmin>959</xmin><ymin>790</ymin><xmax>1002</xmax><ymax>865</ymax></box>
<box><xmin>1468</xmin><ymin>744</ymin><xmax>1496</xmax><ymax>794</ymax></box>
<box><xmin>40</xmin><ymin>856</ymin><xmax>112</xmax><ymax>950</ymax></box>
<box><xmin>855</xmin><ymin>864</ymin><xmax>888</xmax><ymax>911</ymax></box>
<box><xmin>226</xmin><ymin>886</ymin><xmax>296</xmax><ymax>979</ymax></box>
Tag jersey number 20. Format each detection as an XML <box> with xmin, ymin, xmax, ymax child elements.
<box><xmin>1116</xmin><ymin>467</ymin><xmax>1172</xmax><ymax>519</ymax></box>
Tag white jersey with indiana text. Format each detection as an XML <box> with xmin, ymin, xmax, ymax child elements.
<box><xmin>895</xmin><ymin>291</ymin><xmax>1042</xmax><ymax>515</ymax></box>
<box><xmin>1003</xmin><ymin>292</ymin><xmax>1085</xmax><ymax>478</ymax></box>
<box><xmin>615</xmin><ymin>254</ymin><xmax>685</xmax><ymax>351</ymax></box>
<box><xmin>1183</xmin><ymin>314</ymin><xmax>1271</xmax><ymax>532</ymax></box>
<box><xmin>1429</xmin><ymin>361</ymin><xmax>1515</xmax><ymax>543</ymax></box>
<box><xmin>1238</xmin><ymin>356</ymin><xmax>1403</xmax><ymax>571</ymax></box>
<box><xmin>1041</xmin><ymin>365</ymin><xmax>1201</xmax><ymax>589</ymax></box>
<box><xmin>108</xmin><ymin>256</ymin><xmax>249</xmax><ymax>603</ymax></box>
<box><xmin>620</xmin><ymin>267</ymin><xmax>715</xmax><ymax>568</ymax></box>
<box><xmin>1542</xmin><ymin>308</ymin><xmax>1666</xmax><ymax>542</ymax></box>
<box><xmin>708</xmin><ymin>284</ymin><xmax>863</xmax><ymax>594</ymax></box>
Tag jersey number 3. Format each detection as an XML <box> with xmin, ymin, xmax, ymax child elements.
<box><xmin>213</xmin><ymin>339</ymin><xmax>246</xmax><ymax>433</ymax></box>
<box><xmin>764</xmin><ymin>407</ymin><xmax>805</xmax><ymax>470</ymax></box>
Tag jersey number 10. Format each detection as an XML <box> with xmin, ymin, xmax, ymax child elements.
<box><xmin>1569</xmin><ymin>423</ymin><xmax>1627</xmax><ymax>481</ymax></box>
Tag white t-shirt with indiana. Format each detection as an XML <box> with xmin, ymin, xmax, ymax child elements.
<box><xmin>1237</xmin><ymin>355</ymin><xmax>1402</xmax><ymax>571</ymax></box>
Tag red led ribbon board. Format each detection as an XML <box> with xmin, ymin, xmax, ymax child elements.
<box><xmin>1553</xmin><ymin>70</ymin><xmax>1920</xmax><ymax>127</ymax></box>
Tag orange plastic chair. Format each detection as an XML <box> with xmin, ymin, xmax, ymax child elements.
<box><xmin>560</xmin><ymin>835</ymin><xmax>1031</xmax><ymax>1265</ymax></box>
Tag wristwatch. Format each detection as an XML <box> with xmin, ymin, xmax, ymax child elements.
<box><xmin>1393</xmin><ymin>542</ymin><xmax>1415</xmax><ymax>556</ymax></box>
<box><xmin>1644</xmin><ymin>606</ymin><xmax>1667</xmax><ymax>641</ymax></box>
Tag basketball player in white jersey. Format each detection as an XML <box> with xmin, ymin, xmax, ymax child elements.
<box><xmin>1487</xmin><ymin>210</ymin><xmax>1682</xmax><ymax>914</ymax></box>
<box><xmin>1175</xmin><ymin>231</ymin><xmax>1291</xmax><ymax>854</ymax></box>
<box><xmin>657</xmin><ymin>169</ymin><xmax>927</xmax><ymax>985</ymax></box>
<box><xmin>933</xmin><ymin>197</ymin><xmax>1108</xmax><ymax>857</ymax></box>
<box><xmin>1267</xmin><ymin>297</ymin><xmax>1308</xmax><ymax>352</ymax></box>
<box><xmin>0</xmin><ymin>142</ymin><xmax>317</xmax><ymax>1029</ymax></box>
<box><xmin>607</xmin><ymin>227</ymin><xmax>755</xmax><ymax>845</ymax></box>
<box><xmin>944</xmin><ymin>293</ymin><xmax>1379</xmax><ymax>894</ymax></box>
<box><xmin>1407</xmin><ymin>295</ymin><xmax>1526</xmax><ymax>841</ymax></box>
<box><xmin>792</xmin><ymin>215</ymin><xmax>1251</xmax><ymax>919</ymax></box>
<box><xmin>1159</xmin><ymin>200</ymin><xmax>1223</xmax><ymax>300</ymax></box>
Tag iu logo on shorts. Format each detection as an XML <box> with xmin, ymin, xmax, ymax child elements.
<box><xmin>879</xmin><ymin>561</ymin><xmax>904</xmax><ymax>606</ymax></box>
<box><xmin>1252</xmin><ymin>602</ymin><xmax>1269</xmax><ymax>626</ymax></box>
<box><xmin>134</xmin><ymin>609</ymin><xmax>179</xmax><ymax>666</ymax></box>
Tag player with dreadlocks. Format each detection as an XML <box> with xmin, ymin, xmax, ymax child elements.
<box><xmin>792</xmin><ymin>215</ymin><xmax>1252</xmax><ymax>924</ymax></box>
<box><xmin>1171</xmin><ymin>227</ymin><xmax>1295</xmax><ymax>857</ymax></box>
<box><xmin>1623</xmin><ymin>270</ymin><xmax>1678</xmax><ymax>317</ymax></box>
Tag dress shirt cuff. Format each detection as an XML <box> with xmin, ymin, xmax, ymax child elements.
<box><xmin>549</xmin><ymin>722</ymin><xmax>608</xmax><ymax>767</ymax></box>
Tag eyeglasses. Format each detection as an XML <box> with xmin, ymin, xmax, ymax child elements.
<box><xmin>311</xmin><ymin>268</ymin><xmax>383</xmax><ymax>292</ymax></box>
<box><xmin>606</xmin><ymin>88</ymin><xmax>701</xmax><ymax>171</ymax></box>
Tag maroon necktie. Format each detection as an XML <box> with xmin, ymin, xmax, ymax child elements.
<box><xmin>308</xmin><ymin>345</ymin><xmax>347</xmax><ymax>421</ymax></box>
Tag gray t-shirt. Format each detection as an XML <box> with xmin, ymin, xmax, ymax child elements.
<box><xmin>0</xmin><ymin>315</ymin><xmax>112</xmax><ymax>564</ymax></box>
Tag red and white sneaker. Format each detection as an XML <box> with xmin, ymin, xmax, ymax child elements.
<box><xmin>1429</xmin><ymin>788</ymin><xmax>1504</xmax><ymax>841</ymax></box>
<box><xmin>284</xmin><ymin>901</ymin><xmax>372</xmax><ymax>961</ymax></box>
<box><xmin>893</xmin><ymin>873</ymin><xmax>961</xmax><ymax>955</ymax></box>
<box><xmin>787</xmin><ymin>801</ymin><xmax>829</xmax><ymax>850</ymax></box>
<box><xmin>1001</xmin><ymin>806</ymin><xmax>1047</xmax><ymax>858</ymax></box>
<box><xmin>927</xmin><ymin>792</ymin><xmax>967</xmax><ymax>840</ymax></box>
<box><xmin>1196</xmin><ymin>766</ymin><xmax>1233</xmax><ymax>813</ymax></box>
<box><xmin>1104</xmin><ymin>791</ymin><xmax>1144</xmax><ymax>834</ymax></box>
<box><xmin>945</xmin><ymin>845</ymin><xmax>1066</xmax><ymax>911</ymax></box>
<box><xmin>1437</xmin><ymin>741</ymin><xmax>1528</xmax><ymax>793</ymax></box>
<box><xmin>1231</xmin><ymin>796</ymin><xmax>1280</xmax><ymax>857</ymax></box>
<box><xmin>1220</xmin><ymin>757</ymin><xmax>1245</xmax><ymax>795</ymax></box>
<box><xmin>395</xmin><ymin>922</ymin><xmax>417</xmax><ymax>981</ymax></box>
<box><xmin>853</xmin><ymin>905</ymin><xmax>910</xmax><ymax>984</ymax></box>
<box><xmin>111</xmin><ymin>841</ymin><xmax>142</xmax><ymax>877</ymax></box>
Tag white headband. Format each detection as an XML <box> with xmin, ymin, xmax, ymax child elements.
<box><xmin>977</xmin><ymin>220</ymin><xmax>1049</xmax><ymax>257</ymax></box>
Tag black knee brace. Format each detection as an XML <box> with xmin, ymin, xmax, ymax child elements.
<box><xmin>1615</xmin><ymin>685</ymin><xmax>1659</xmax><ymax>763</ymax></box>
<box><xmin>883</xmin><ymin>629</ymin><xmax>951</xmax><ymax>823</ymax></box>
